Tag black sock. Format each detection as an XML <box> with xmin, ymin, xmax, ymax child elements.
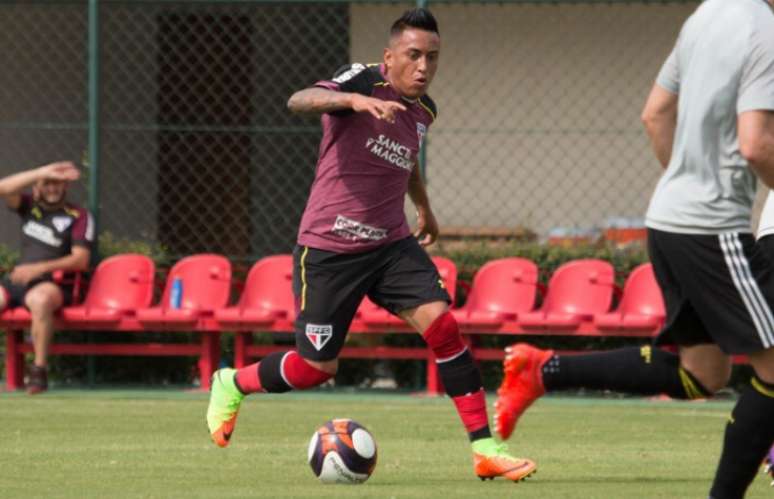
<box><xmin>709</xmin><ymin>375</ymin><xmax>774</xmax><ymax>499</ymax></box>
<box><xmin>438</xmin><ymin>350</ymin><xmax>492</xmax><ymax>441</ymax></box>
<box><xmin>257</xmin><ymin>352</ymin><xmax>293</xmax><ymax>393</ymax></box>
<box><xmin>542</xmin><ymin>346</ymin><xmax>710</xmax><ymax>399</ymax></box>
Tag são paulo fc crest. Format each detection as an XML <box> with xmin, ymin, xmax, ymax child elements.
<box><xmin>416</xmin><ymin>123</ymin><xmax>427</xmax><ymax>147</ymax></box>
<box><xmin>306</xmin><ymin>324</ymin><xmax>333</xmax><ymax>351</ymax></box>
<box><xmin>52</xmin><ymin>216</ymin><xmax>73</xmax><ymax>233</ymax></box>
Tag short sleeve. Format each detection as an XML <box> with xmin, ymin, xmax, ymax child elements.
<box><xmin>737</xmin><ymin>27</ymin><xmax>774</xmax><ymax>114</ymax></box>
<box><xmin>71</xmin><ymin>208</ymin><xmax>95</xmax><ymax>250</ymax></box>
<box><xmin>656</xmin><ymin>47</ymin><xmax>680</xmax><ymax>95</ymax></box>
<box><xmin>314</xmin><ymin>63</ymin><xmax>375</xmax><ymax>96</ymax></box>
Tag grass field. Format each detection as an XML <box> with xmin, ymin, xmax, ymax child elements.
<box><xmin>0</xmin><ymin>390</ymin><xmax>771</xmax><ymax>498</ymax></box>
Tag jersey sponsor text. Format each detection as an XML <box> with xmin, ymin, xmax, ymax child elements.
<box><xmin>22</xmin><ymin>220</ymin><xmax>63</xmax><ymax>247</ymax></box>
<box><xmin>332</xmin><ymin>215</ymin><xmax>387</xmax><ymax>242</ymax></box>
<box><xmin>366</xmin><ymin>134</ymin><xmax>415</xmax><ymax>171</ymax></box>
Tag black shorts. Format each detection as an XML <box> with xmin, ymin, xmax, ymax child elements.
<box><xmin>292</xmin><ymin>236</ymin><xmax>452</xmax><ymax>361</ymax></box>
<box><xmin>0</xmin><ymin>276</ymin><xmax>72</xmax><ymax>309</ymax></box>
<box><xmin>648</xmin><ymin>228</ymin><xmax>774</xmax><ymax>354</ymax></box>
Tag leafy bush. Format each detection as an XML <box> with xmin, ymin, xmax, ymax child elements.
<box><xmin>0</xmin><ymin>243</ymin><xmax>19</xmax><ymax>270</ymax></box>
<box><xmin>97</xmin><ymin>231</ymin><xmax>169</xmax><ymax>266</ymax></box>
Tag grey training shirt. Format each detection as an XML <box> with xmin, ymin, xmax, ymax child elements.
<box><xmin>645</xmin><ymin>0</ymin><xmax>774</xmax><ymax>235</ymax></box>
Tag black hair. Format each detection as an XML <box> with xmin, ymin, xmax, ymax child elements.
<box><xmin>390</xmin><ymin>8</ymin><xmax>439</xmax><ymax>37</ymax></box>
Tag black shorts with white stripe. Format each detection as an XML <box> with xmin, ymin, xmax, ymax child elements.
<box><xmin>648</xmin><ymin>228</ymin><xmax>774</xmax><ymax>354</ymax></box>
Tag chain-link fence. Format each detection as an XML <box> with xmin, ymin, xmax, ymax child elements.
<box><xmin>0</xmin><ymin>0</ymin><xmax>701</xmax><ymax>263</ymax></box>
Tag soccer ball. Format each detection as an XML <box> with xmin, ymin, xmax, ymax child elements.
<box><xmin>307</xmin><ymin>418</ymin><xmax>377</xmax><ymax>484</ymax></box>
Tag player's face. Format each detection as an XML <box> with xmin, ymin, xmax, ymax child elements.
<box><xmin>34</xmin><ymin>179</ymin><xmax>68</xmax><ymax>207</ymax></box>
<box><xmin>384</xmin><ymin>28</ymin><xmax>440</xmax><ymax>99</ymax></box>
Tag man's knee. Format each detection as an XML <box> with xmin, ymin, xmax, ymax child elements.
<box><xmin>306</xmin><ymin>358</ymin><xmax>339</xmax><ymax>376</ymax></box>
<box><xmin>679</xmin><ymin>344</ymin><xmax>732</xmax><ymax>395</ymax></box>
<box><xmin>25</xmin><ymin>287</ymin><xmax>62</xmax><ymax>316</ymax></box>
<box><xmin>685</xmin><ymin>368</ymin><xmax>730</xmax><ymax>395</ymax></box>
<box><xmin>421</xmin><ymin>310</ymin><xmax>465</xmax><ymax>360</ymax></box>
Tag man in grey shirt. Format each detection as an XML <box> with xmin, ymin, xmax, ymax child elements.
<box><xmin>494</xmin><ymin>1</ymin><xmax>774</xmax><ymax>497</ymax></box>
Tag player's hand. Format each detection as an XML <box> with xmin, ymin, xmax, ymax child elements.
<box><xmin>38</xmin><ymin>161</ymin><xmax>80</xmax><ymax>182</ymax></box>
<box><xmin>414</xmin><ymin>208</ymin><xmax>439</xmax><ymax>247</ymax></box>
<box><xmin>351</xmin><ymin>95</ymin><xmax>406</xmax><ymax>124</ymax></box>
<box><xmin>10</xmin><ymin>263</ymin><xmax>45</xmax><ymax>285</ymax></box>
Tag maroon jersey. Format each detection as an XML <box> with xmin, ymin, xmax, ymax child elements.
<box><xmin>14</xmin><ymin>194</ymin><xmax>94</xmax><ymax>265</ymax></box>
<box><xmin>297</xmin><ymin>63</ymin><xmax>437</xmax><ymax>253</ymax></box>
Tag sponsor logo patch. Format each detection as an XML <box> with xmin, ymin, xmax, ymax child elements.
<box><xmin>306</xmin><ymin>324</ymin><xmax>333</xmax><ymax>351</ymax></box>
<box><xmin>332</xmin><ymin>63</ymin><xmax>366</xmax><ymax>84</ymax></box>
<box><xmin>22</xmin><ymin>221</ymin><xmax>63</xmax><ymax>247</ymax></box>
<box><xmin>331</xmin><ymin>215</ymin><xmax>387</xmax><ymax>242</ymax></box>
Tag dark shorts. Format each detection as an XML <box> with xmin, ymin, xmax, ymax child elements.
<box><xmin>0</xmin><ymin>276</ymin><xmax>72</xmax><ymax>309</ymax></box>
<box><xmin>648</xmin><ymin>228</ymin><xmax>774</xmax><ymax>354</ymax></box>
<box><xmin>292</xmin><ymin>236</ymin><xmax>452</xmax><ymax>361</ymax></box>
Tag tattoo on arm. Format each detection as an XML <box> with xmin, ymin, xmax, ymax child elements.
<box><xmin>287</xmin><ymin>88</ymin><xmax>353</xmax><ymax>115</ymax></box>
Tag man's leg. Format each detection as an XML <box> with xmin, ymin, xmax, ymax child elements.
<box><xmin>207</xmin><ymin>245</ymin><xmax>364</xmax><ymax>447</ymax></box>
<box><xmin>207</xmin><ymin>351</ymin><xmax>337</xmax><ymax>447</ymax></box>
<box><xmin>709</xmin><ymin>347</ymin><xmax>774</xmax><ymax>499</ymax></box>
<box><xmin>24</xmin><ymin>282</ymin><xmax>64</xmax><ymax>394</ymax></box>
<box><xmin>402</xmin><ymin>301</ymin><xmax>536</xmax><ymax>482</ymax></box>
<box><xmin>495</xmin><ymin>343</ymin><xmax>726</xmax><ymax>439</ymax></box>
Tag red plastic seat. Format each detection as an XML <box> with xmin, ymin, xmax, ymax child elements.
<box><xmin>215</xmin><ymin>254</ymin><xmax>295</xmax><ymax>328</ymax></box>
<box><xmin>0</xmin><ymin>306</ymin><xmax>32</xmax><ymax>328</ymax></box>
<box><xmin>452</xmin><ymin>258</ymin><xmax>539</xmax><ymax>327</ymax></box>
<box><xmin>137</xmin><ymin>254</ymin><xmax>231</xmax><ymax>327</ymax></box>
<box><xmin>360</xmin><ymin>256</ymin><xmax>458</xmax><ymax>327</ymax></box>
<box><xmin>595</xmin><ymin>263</ymin><xmax>665</xmax><ymax>333</ymax></box>
<box><xmin>519</xmin><ymin>259</ymin><xmax>615</xmax><ymax>331</ymax></box>
<box><xmin>61</xmin><ymin>254</ymin><xmax>155</xmax><ymax>325</ymax></box>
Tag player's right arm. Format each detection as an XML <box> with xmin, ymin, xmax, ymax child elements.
<box><xmin>288</xmin><ymin>88</ymin><xmax>405</xmax><ymax>123</ymax></box>
<box><xmin>739</xmin><ymin>111</ymin><xmax>774</xmax><ymax>188</ymax></box>
<box><xmin>641</xmin><ymin>84</ymin><xmax>678</xmax><ymax>169</ymax></box>
<box><xmin>0</xmin><ymin>162</ymin><xmax>79</xmax><ymax>210</ymax></box>
<box><xmin>737</xmin><ymin>25</ymin><xmax>774</xmax><ymax>188</ymax></box>
<box><xmin>642</xmin><ymin>46</ymin><xmax>679</xmax><ymax>169</ymax></box>
<box><xmin>287</xmin><ymin>63</ymin><xmax>406</xmax><ymax>122</ymax></box>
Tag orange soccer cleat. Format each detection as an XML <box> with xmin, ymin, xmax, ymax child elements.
<box><xmin>472</xmin><ymin>439</ymin><xmax>536</xmax><ymax>482</ymax></box>
<box><xmin>494</xmin><ymin>343</ymin><xmax>554</xmax><ymax>440</ymax></box>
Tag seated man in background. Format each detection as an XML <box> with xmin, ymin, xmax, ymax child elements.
<box><xmin>0</xmin><ymin>161</ymin><xmax>93</xmax><ymax>394</ymax></box>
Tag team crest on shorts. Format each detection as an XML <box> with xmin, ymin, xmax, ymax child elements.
<box><xmin>306</xmin><ymin>324</ymin><xmax>333</xmax><ymax>351</ymax></box>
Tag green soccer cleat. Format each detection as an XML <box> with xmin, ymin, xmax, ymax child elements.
<box><xmin>206</xmin><ymin>368</ymin><xmax>245</xmax><ymax>447</ymax></box>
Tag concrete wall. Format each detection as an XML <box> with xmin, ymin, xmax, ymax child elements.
<box><xmin>351</xmin><ymin>3</ymin><xmax>715</xmax><ymax>234</ymax></box>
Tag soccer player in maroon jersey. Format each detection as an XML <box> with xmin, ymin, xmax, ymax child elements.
<box><xmin>0</xmin><ymin>161</ymin><xmax>94</xmax><ymax>393</ymax></box>
<box><xmin>207</xmin><ymin>8</ymin><xmax>536</xmax><ymax>482</ymax></box>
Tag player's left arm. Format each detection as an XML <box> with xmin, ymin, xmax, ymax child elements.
<box><xmin>641</xmin><ymin>84</ymin><xmax>678</xmax><ymax>169</ymax></box>
<box><xmin>408</xmin><ymin>165</ymin><xmax>439</xmax><ymax>247</ymax></box>
<box><xmin>10</xmin><ymin>247</ymin><xmax>91</xmax><ymax>285</ymax></box>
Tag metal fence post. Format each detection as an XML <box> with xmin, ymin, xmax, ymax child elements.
<box><xmin>417</xmin><ymin>0</ymin><xmax>429</xmax><ymax>182</ymax></box>
<box><xmin>87</xmin><ymin>0</ymin><xmax>101</xmax><ymax>387</ymax></box>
